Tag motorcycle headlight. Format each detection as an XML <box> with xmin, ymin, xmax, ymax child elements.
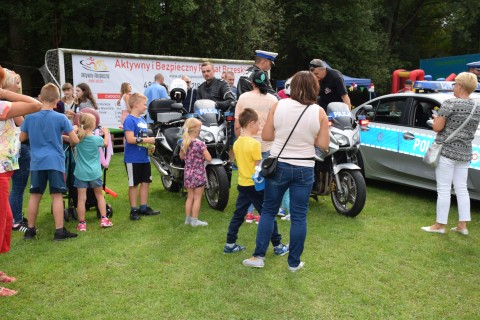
<box><xmin>333</xmin><ymin>132</ymin><xmax>349</xmax><ymax>146</ymax></box>
<box><xmin>217</xmin><ymin>130</ymin><xmax>225</xmax><ymax>142</ymax></box>
<box><xmin>352</xmin><ymin>130</ymin><xmax>360</xmax><ymax>145</ymax></box>
<box><xmin>199</xmin><ymin>130</ymin><xmax>215</xmax><ymax>143</ymax></box>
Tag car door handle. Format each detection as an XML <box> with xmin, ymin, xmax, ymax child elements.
<box><xmin>403</xmin><ymin>132</ymin><xmax>415</xmax><ymax>140</ymax></box>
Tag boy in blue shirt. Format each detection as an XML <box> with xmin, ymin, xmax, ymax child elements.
<box><xmin>20</xmin><ymin>83</ymin><xmax>80</xmax><ymax>241</ymax></box>
<box><xmin>124</xmin><ymin>93</ymin><xmax>160</xmax><ymax>220</ymax></box>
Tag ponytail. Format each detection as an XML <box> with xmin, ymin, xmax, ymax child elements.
<box><xmin>181</xmin><ymin>118</ymin><xmax>201</xmax><ymax>153</ymax></box>
<box><xmin>77</xmin><ymin>124</ymin><xmax>87</xmax><ymax>141</ymax></box>
<box><xmin>77</xmin><ymin>113</ymin><xmax>96</xmax><ymax>142</ymax></box>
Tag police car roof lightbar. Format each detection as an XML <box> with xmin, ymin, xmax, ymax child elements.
<box><xmin>413</xmin><ymin>81</ymin><xmax>480</xmax><ymax>93</ymax></box>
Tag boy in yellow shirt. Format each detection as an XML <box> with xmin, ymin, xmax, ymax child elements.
<box><xmin>223</xmin><ymin>108</ymin><xmax>288</xmax><ymax>255</ymax></box>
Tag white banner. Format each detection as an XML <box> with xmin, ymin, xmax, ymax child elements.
<box><xmin>72</xmin><ymin>54</ymin><xmax>251</xmax><ymax>128</ymax></box>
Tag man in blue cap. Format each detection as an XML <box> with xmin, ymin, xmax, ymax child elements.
<box><xmin>466</xmin><ymin>61</ymin><xmax>480</xmax><ymax>82</ymax></box>
<box><xmin>237</xmin><ymin>50</ymin><xmax>279</xmax><ymax>99</ymax></box>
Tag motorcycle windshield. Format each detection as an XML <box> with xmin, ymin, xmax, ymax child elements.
<box><xmin>194</xmin><ymin>99</ymin><xmax>220</xmax><ymax>127</ymax></box>
<box><xmin>327</xmin><ymin>102</ymin><xmax>354</xmax><ymax>129</ymax></box>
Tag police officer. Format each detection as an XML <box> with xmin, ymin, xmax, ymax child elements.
<box><xmin>466</xmin><ymin>61</ymin><xmax>480</xmax><ymax>82</ymax></box>
<box><xmin>237</xmin><ymin>50</ymin><xmax>279</xmax><ymax>99</ymax></box>
<box><xmin>309</xmin><ymin>59</ymin><xmax>351</xmax><ymax>110</ymax></box>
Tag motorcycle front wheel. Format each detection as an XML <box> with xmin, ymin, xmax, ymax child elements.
<box><xmin>205</xmin><ymin>166</ymin><xmax>229</xmax><ymax>211</ymax></box>
<box><xmin>331</xmin><ymin>170</ymin><xmax>366</xmax><ymax>217</ymax></box>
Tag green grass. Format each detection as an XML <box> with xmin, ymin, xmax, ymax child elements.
<box><xmin>1</xmin><ymin>154</ymin><xmax>480</xmax><ymax>319</ymax></box>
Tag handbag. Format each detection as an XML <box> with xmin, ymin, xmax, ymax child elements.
<box><xmin>260</xmin><ymin>104</ymin><xmax>311</xmax><ymax>178</ymax></box>
<box><xmin>423</xmin><ymin>100</ymin><xmax>477</xmax><ymax>167</ymax></box>
<box><xmin>422</xmin><ymin>142</ymin><xmax>443</xmax><ymax>167</ymax></box>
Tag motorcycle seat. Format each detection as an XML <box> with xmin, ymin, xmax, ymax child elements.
<box><xmin>163</xmin><ymin>127</ymin><xmax>182</xmax><ymax>150</ymax></box>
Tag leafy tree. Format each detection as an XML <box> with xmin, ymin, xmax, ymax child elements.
<box><xmin>0</xmin><ymin>0</ymin><xmax>478</xmax><ymax>96</ymax></box>
<box><xmin>275</xmin><ymin>0</ymin><xmax>395</xmax><ymax>94</ymax></box>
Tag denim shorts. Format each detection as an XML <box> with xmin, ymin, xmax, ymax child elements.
<box><xmin>73</xmin><ymin>177</ymin><xmax>103</xmax><ymax>189</ymax></box>
<box><xmin>30</xmin><ymin>170</ymin><xmax>67</xmax><ymax>194</ymax></box>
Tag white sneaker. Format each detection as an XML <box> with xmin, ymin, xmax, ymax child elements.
<box><xmin>191</xmin><ymin>219</ymin><xmax>208</xmax><ymax>227</ymax></box>
<box><xmin>281</xmin><ymin>214</ymin><xmax>290</xmax><ymax>221</ymax></box>
<box><xmin>288</xmin><ymin>261</ymin><xmax>305</xmax><ymax>272</ymax></box>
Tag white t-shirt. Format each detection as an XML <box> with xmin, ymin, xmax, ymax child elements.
<box><xmin>270</xmin><ymin>98</ymin><xmax>321</xmax><ymax>168</ymax></box>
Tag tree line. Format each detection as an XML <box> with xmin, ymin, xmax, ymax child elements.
<box><xmin>0</xmin><ymin>0</ymin><xmax>478</xmax><ymax>96</ymax></box>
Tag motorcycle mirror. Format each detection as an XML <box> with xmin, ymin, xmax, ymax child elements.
<box><xmin>360</xmin><ymin>104</ymin><xmax>373</xmax><ymax>112</ymax></box>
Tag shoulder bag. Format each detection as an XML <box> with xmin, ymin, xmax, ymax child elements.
<box><xmin>260</xmin><ymin>104</ymin><xmax>311</xmax><ymax>178</ymax></box>
<box><xmin>423</xmin><ymin>99</ymin><xmax>477</xmax><ymax>167</ymax></box>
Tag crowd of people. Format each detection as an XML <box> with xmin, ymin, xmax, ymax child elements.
<box><xmin>1</xmin><ymin>52</ymin><xmax>479</xmax><ymax>296</ymax></box>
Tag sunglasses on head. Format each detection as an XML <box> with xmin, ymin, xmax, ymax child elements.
<box><xmin>309</xmin><ymin>63</ymin><xmax>324</xmax><ymax>69</ymax></box>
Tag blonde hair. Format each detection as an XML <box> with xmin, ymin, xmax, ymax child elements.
<box><xmin>455</xmin><ymin>72</ymin><xmax>478</xmax><ymax>94</ymax></box>
<box><xmin>181</xmin><ymin>118</ymin><xmax>202</xmax><ymax>153</ymax></box>
<box><xmin>128</xmin><ymin>93</ymin><xmax>147</xmax><ymax>110</ymax></box>
<box><xmin>2</xmin><ymin>69</ymin><xmax>21</xmax><ymax>92</ymax></box>
<box><xmin>40</xmin><ymin>83</ymin><xmax>60</xmax><ymax>103</ymax></box>
<box><xmin>76</xmin><ymin>113</ymin><xmax>96</xmax><ymax>141</ymax></box>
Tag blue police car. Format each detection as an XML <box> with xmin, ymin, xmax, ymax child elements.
<box><xmin>352</xmin><ymin>81</ymin><xmax>480</xmax><ymax>200</ymax></box>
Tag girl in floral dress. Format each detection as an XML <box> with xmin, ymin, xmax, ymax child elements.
<box><xmin>180</xmin><ymin>118</ymin><xmax>212</xmax><ymax>227</ymax></box>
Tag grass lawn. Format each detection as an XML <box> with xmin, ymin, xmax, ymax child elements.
<box><xmin>1</xmin><ymin>153</ymin><xmax>480</xmax><ymax>319</ymax></box>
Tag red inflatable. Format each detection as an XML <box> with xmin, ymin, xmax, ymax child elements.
<box><xmin>392</xmin><ymin>69</ymin><xmax>425</xmax><ymax>93</ymax></box>
<box><xmin>445</xmin><ymin>73</ymin><xmax>456</xmax><ymax>81</ymax></box>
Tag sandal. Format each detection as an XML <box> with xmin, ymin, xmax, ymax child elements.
<box><xmin>0</xmin><ymin>272</ymin><xmax>16</xmax><ymax>283</ymax></box>
<box><xmin>0</xmin><ymin>286</ymin><xmax>17</xmax><ymax>297</ymax></box>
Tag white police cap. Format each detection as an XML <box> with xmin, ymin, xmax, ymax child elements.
<box><xmin>467</xmin><ymin>61</ymin><xmax>480</xmax><ymax>70</ymax></box>
<box><xmin>255</xmin><ymin>50</ymin><xmax>278</xmax><ymax>64</ymax></box>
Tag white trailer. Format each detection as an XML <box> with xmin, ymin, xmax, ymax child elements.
<box><xmin>40</xmin><ymin>48</ymin><xmax>252</xmax><ymax>128</ymax></box>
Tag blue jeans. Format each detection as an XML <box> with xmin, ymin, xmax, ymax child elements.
<box><xmin>9</xmin><ymin>144</ymin><xmax>30</xmax><ymax>224</ymax></box>
<box><xmin>253</xmin><ymin>161</ymin><xmax>314</xmax><ymax>267</ymax></box>
<box><xmin>227</xmin><ymin>185</ymin><xmax>282</xmax><ymax>245</ymax></box>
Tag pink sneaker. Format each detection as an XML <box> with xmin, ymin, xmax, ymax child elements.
<box><xmin>254</xmin><ymin>214</ymin><xmax>260</xmax><ymax>225</ymax></box>
<box><xmin>100</xmin><ymin>217</ymin><xmax>113</xmax><ymax>228</ymax></box>
<box><xmin>245</xmin><ymin>212</ymin><xmax>255</xmax><ymax>223</ymax></box>
<box><xmin>77</xmin><ymin>222</ymin><xmax>87</xmax><ymax>232</ymax></box>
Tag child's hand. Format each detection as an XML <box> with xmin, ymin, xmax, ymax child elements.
<box><xmin>101</xmin><ymin>127</ymin><xmax>110</xmax><ymax>136</ymax></box>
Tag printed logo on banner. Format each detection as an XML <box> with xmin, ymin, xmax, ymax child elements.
<box><xmin>80</xmin><ymin>57</ymin><xmax>109</xmax><ymax>72</ymax></box>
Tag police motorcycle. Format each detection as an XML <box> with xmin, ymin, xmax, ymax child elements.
<box><xmin>313</xmin><ymin>102</ymin><xmax>371</xmax><ymax>217</ymax></box>
<box><xmin>149</xmin><ymin>79</ymin><xmax>232</xmax><ymax>211</ymax></box>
